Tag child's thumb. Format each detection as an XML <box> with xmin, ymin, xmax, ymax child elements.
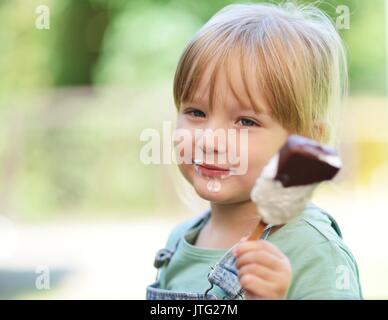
<box><xmin>240</xmin><ymin>235</ymin><xmax>249</xmax><ymax>242</ymax></box>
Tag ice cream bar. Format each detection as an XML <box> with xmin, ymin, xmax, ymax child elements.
<box><xmin>275</xmin><ymin>135</ymin><xmax>342</xmax><ymax>187</ymax></box>
<box><xmin>249</xmin><ymin>134</ymin><xmax>342</xmax><ymax>234</ymax></box>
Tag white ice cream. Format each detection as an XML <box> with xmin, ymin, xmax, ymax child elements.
<box><xmin>250</xmin><ymin>153</ymin><xmax>318</xmax><ymax>225</ymax></box>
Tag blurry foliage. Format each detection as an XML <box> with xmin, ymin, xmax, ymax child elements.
<box><xmin>0</xmin><ymin>93</ymin><xmax>163</xmax><ymax>221</ymax></box>
<box><xmin>0</xmin><ymin>0</ymin><xmax>53</xmax><ymax>97</ymax></box>
<box><xmin>21</xmin><ymin>126</ymin><xmax>156</xmax><ymax>218</ymax></box>
<box><xmin>0</xmin><ymin>0</ymin><xmax>385</xmax><ymax>94</ymax></box>
<box><xmin>94</xmin><ymin>1</ymin><xmax>202</xmax><ymax>86</ymax></box>
<box><xmin>95</xmin><ymin>0</ymin><xmax>387</xmax><ymax>93</ymax></box>
<box><xmin>51</xmin><ymin>0</ymin><xmax>112</xmax><ymax>85</ymax></box>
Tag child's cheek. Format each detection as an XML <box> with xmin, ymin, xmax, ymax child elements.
<box><xmin>174</xmin><ymin>122</ymin><xmax>196</xmax><ymax>164</ymax></box>
<box><xmin>243</xmin><ymin>139</ymin><xmax>270</xmax><ymax>189</ymax></box>
<box><xmin>177</xmin><ymin>163</ymin><xmax>194</xmax><ymax>187</ymax></box>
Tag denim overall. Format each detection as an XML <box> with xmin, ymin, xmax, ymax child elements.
<box><xmin>146</xmin><ymin>210</ymin><xmax>273</xmax><ymax>300</ymax></box>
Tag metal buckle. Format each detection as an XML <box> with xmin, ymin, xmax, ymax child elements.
<box><xmin>204</xmin><ymin>270</ymin><xmax>215</xmax><ymax>298</ymax></box>
<box><xmin>204</xmin><ymin>283</ymin><xmax>214</xmax><ymax>298</ymax></box>
<box><xmin>153</xmin><ymin>248</ymin><xmax>173</xmax><ymax>269</ymax></box>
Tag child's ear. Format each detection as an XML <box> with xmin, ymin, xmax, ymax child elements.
<box><xmin>313</xmin><ymin>121</ymin><xmax>327</xmax><ymax>142</ymax></box>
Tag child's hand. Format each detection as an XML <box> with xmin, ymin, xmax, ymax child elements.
<box><xmin>233</xmin><ymin>239</ymin><xmax>292</xmax><ymax>299</ymax></box>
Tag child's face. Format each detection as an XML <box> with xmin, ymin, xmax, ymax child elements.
<box><xmin>175</xmin><ymin>60</ymin><xmax>289</xmax><ymax>204</ymax></box>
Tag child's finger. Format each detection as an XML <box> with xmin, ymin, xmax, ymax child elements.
<box><xmin>233</xmin><ymin>239</ymin><xmax>284</xmax><ymax>259</ymax></box>
<box><xmin>239</xmin><ymin>274</ymin><xmax>277</xmax><ymax>298</ymax></box>
<box><xmin>235</xmin><ymin>250</ymin><xmax>283</xmax><ymax>271</ymax></box>
<box><xmin>237</xmin><ymin>263</ymin><xmax>277</xmax><ymax>282</ymax></box>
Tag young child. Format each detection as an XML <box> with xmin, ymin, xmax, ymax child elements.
<box><xmin>146</xmin><ymin>2</ymin><xmax>363</xmax><ymax>299</ymax></box>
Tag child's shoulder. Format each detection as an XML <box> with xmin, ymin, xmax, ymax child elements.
<box><xmin>270</xmin><ymin>202</ymin><xmax>344</xmax><ymax>245</ymax></box>
<box><xmin>268</xmin><ymin>202</ymin><xmax>360</xmax><ymax>276</ymax></box>
<box><xmin>269</xmin><ymin>203</ymin><xmax>363</xmax><ymax>299</ymax></box>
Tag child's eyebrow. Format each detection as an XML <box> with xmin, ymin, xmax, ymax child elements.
<box><xmin>232</xmin><ymin>102</ymin><xmax>270</xmax><ymax>116</ymax></box>
<box><xmin>236</xmin><ymin>103</ymin><xmax>261</xmax><ymax>112</ymax></box>
<box><xmin>182</xmin><ymin>97</ymin><xmax>207</xmax><ymax>107</ymax></box>
<box><xmin>182</xmin><ymin>97</ymin><xmax>272</xmax><ymax>118</ymax></box>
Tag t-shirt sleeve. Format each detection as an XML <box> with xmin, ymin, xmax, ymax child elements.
<box><xmin>286</xmin><ymin>240</ymin><xmax>363</xmax><ymax>299</ymax></box>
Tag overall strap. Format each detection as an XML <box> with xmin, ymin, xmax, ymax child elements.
<box><xmin>153</xmin><ymin>209</ymin><xmax>211</xmax><ymax>270</ymax></box>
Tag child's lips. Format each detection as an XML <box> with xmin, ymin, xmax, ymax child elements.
<box><xmin>199</xmin><ymin>163</ymin><xmax>230</xmax><ymax>171</ymax></box>
<box><xmin>195</xmin><ymin>163</ymin><xmax>231</xmax><ymax>178</ymax></box>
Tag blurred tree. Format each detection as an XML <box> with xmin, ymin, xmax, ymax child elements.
<box><xmin>93</xmin><ymin>0</ymin><xmax>202</xmax><ymax>87</ymax></box>
<box><xmin>52</xmin><ymin>0</ymin><xmax>113</xmax><ymax>85</ymax></box>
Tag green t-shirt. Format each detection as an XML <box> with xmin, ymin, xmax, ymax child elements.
<box><xmin>158</xmin><ymin>203</ymin><xmax>363</xmax><ymax>299</ymax></box>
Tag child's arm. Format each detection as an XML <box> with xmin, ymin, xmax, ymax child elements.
<box><xmin>233</xmin><ymin>214</ymin><xmax>363</xmax><ymax>300</ymax></box>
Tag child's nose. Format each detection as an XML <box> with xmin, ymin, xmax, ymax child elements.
<box><xmin>196</xmin><ymin>127</ymin><xmax>228</xmax><ymax>155</ymax></box>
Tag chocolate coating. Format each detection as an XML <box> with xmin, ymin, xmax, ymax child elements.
<box><xmin>274</xmin><ymin>135</ymin><xmax>341</xmax><ymax>187</ymax></box>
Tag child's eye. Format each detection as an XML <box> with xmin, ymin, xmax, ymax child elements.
<box><xmin>238</xmin><ymin>117</ymin><xmax>261</xmax><ymax>127</ymax></box>
<box><xmin>185</xmin><ymin>108</ymin><xmax>206</xmax><ymax>118</ymax></box>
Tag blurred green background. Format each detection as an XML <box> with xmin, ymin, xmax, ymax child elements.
<box><xmin>0</xmin><ymin>0</ymin><xmax>386</xmax><ymax>220</ymax></box>
<box><xmin>0</xmin><ymin>0</ymin><xmax>387</xmax><ymax>299</ymax></box>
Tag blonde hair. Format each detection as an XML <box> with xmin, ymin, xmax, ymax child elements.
<box><xmin>173</xmin><ymin>1</ymin><xmax>348</xmax><ymax>145</ymax></box>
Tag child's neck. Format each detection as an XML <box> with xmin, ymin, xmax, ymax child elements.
<box><xmin>210</xmin><ymin>200</ymin><xmax>260</xmax><ymax>232</ymax></box>
<box><xmin>194</xmin><ymin>200</ymin><xmax>262</xmax><ymax>249</ymax></box>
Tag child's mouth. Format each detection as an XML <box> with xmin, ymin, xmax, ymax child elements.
<box><xmin>193</xmin><ymin>160</ymin><xmax>232</xmax><ymax>178</ymax></box>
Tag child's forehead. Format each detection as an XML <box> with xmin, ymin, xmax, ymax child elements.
<box><xmin>188</xmin><ymin>49</ymin><xmax>270</xmax><ymax>114</ymax></box>
<box><xmin>187</xmin><ymin>92</ymin><xmax>260</xmax><ymax>114</ymax></box>
<box><xmin>185</xmin><ymin>60</ymin><xmax>270</xmax><ymax>115</ymax></box>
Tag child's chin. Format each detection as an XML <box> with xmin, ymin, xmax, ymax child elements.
<box><xmin>193</xmin><ymin>182</ymin><xmax>235</xmax><ymax>203</ymax></box>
